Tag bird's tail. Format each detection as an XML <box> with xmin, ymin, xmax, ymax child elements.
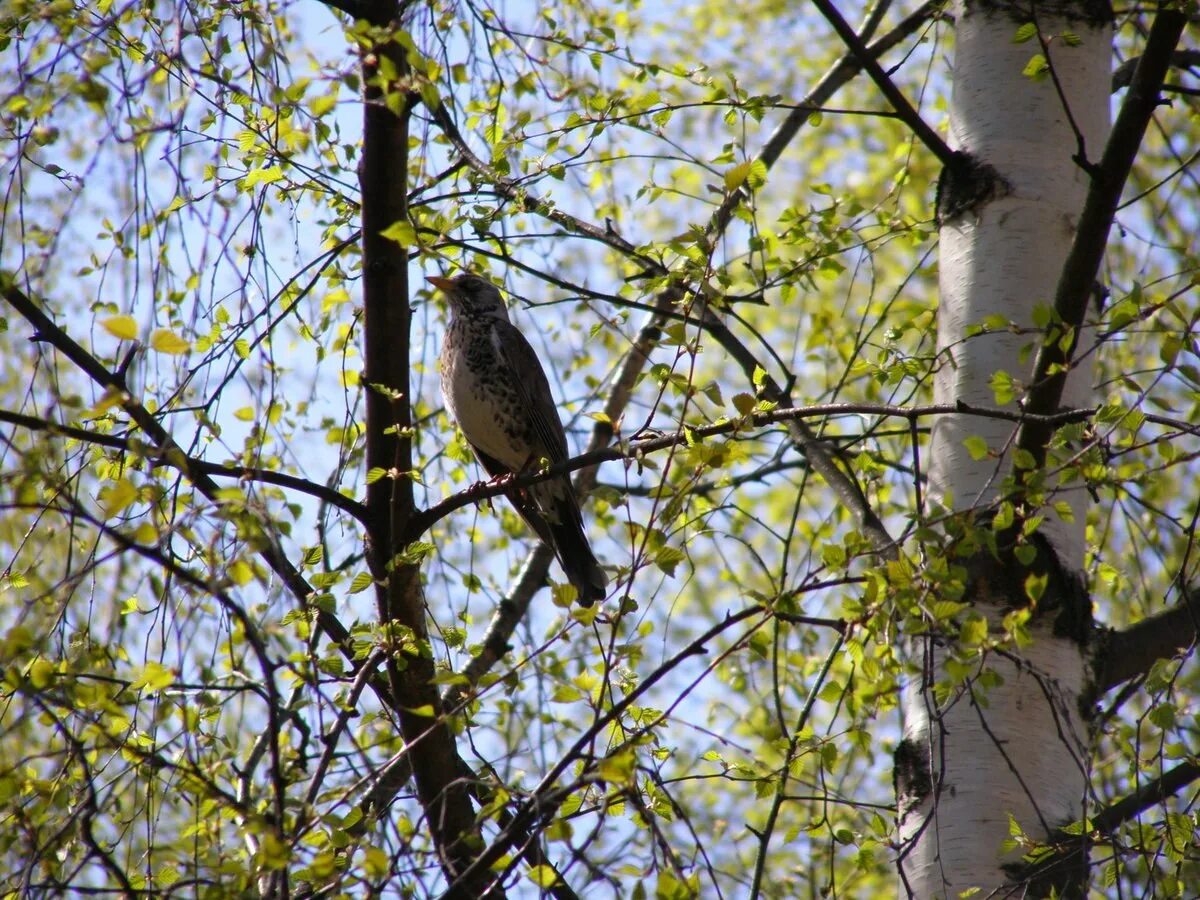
<box><xmin>548</xmin><ymin>515</ymin><xmax>607</xmax><ymax>606</ymax></box>
<box><xmin>503</xmin><ymin>482</ymin><xmax>607</xmax><ymax>606</ymax></box>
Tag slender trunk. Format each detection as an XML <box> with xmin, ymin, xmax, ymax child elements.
<box><xmin>358</xmin><ymin>0</ymin><xmax>483</xmax><ymax>887</ymax></box>
<box><xmin>897</xmin><ymin>2</ymin><xmax>1111</xmax><ymax>896</ymax></box>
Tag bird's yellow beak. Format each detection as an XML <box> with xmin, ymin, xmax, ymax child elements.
<box><xmin>426</xmin><ymin>275</ymin><xmax>455</xmax><ymax>292</ymax></box>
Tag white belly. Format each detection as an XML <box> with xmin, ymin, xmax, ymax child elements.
<box><xmin>441</xmin><ymin>341</ymin><xmax>529</xmax><ymax>470</ymax></box>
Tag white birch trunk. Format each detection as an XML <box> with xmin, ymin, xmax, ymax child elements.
<box><xmin>898</xmin><ymin>2</ymin><xmax>1111</xmax><ymax>896</ymax></box>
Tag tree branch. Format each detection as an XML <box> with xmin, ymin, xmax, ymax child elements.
<box><xmin>316</xmin><ymin>0</ymin><xmax>366</xmax><ymax>19</ymax></box>
<box><xmin>415</xmin><ymin>401</ymin><xmax>1093</xmax><ymax>547</ymax></box>
<box><xmin>1016</xmin><ymin>4</ymin><xmax>1189</xmax><ymax>465</ymax></box>
<box><xmin>1094</xmin><ymin>582</ymin><xmax>1199</xmax><ymax>693</ymax></box>
<box><xmin>0</xmin><ymin>406</ymin><xmax>370</xmax><ymax>523</ymax></box>
<box><xmin>809</xmin><ymin>0</ymin><xmax>955</xmax><ymax>167</ymax></box>
<box><xmin>1017</xmin><ymin>760</ymin><xmax>1200</xmax><ymax>886</ymax></box>
<box><xmin>1112</xmin><ymin>49</ymin><xmax>1200</xmax><ymax>91</ymax></box>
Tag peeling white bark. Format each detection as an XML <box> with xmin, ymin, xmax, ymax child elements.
<box><xmin>898</xmin><ymin>619</ymin><xmax>1090</xmax><ymax>896</ymax></box>
<box><xmin>900</xmin><ymin>1</ymin><xmax>1111</xmax><ymax>896</ymax></box>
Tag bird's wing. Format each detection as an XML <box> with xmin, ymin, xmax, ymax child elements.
<box><xmin>493</xmin><ymin>320</ymin><xmax>571</xmax><ymax>464</ymax></box>
<box><xmin>469</xmin><ymin>440</ymin><xmax>556</xmax><ymax>546</ymax></box>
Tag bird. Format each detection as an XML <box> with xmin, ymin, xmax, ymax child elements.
<box><xmin>428</xmin><ymin>272</ymin><xmax>607</xmax><ymax>606</ymax></box>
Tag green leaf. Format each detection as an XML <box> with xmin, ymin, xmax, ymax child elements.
<box><xmin>380</xmin><ymin>220</ymin><xmax>417</xmax><ymax>247</ymax></box>
<box><xmin>132</xmin><ymin>661</ymin><xmax>175</xmax><ymax>693</ymax></box>
<box><xmin>963</xmin><ymin>435</ymin><xmax>990</xmax><ymax>461</ymax></box>
<box><xmin>525</xmin><ymin>865</ymin><xmax>559</xmax><ymax>889</ymax></box>
<box><xmin>654</xmin><ymin>545</ymin><xmax>686</xmax><ymax>576</ymax></box>
<box><xmin>101</xmin><ymin>477</ymin><xmax>138</xmax><ymax>517</ymax></box>
<box><xmin>308</xmin><ymin>93</ymin><xmax>337</xmax><ymax>117</ymax></box>
<box><xmin>229</xmin><ymin>560</ymin><xmax>254</xmax><ymax>586</ymax></box>
<box><xmin>597</xmin><ymin>749</ymin><xmax>635</xmax><ymax>784</ymax></box>
<box><xmin>1162</xmin><ymin>812</ymin><xmax>1192</xmax><ymax>863</ymax></box>
<box><xmin>243</xmin><ymin>165</ymin><xmax>284</xmax><ymax>189</ymax></box>
<box><xmin>731</xmin><ymin>392</ymin><xmax>756</xmax><ymax>416</ymax></box>
<box><xmin>390</xmin><ymin>542</ymin><xmax>435</xmax><ymax>569</ymax></box>
<box><xmin>28</xmin><ymin>658</ymin><xmax>55</xmax><ymax>689</ymax></box>
<box><xmin>990</xmin><ymin>371</ymin><xmax>1016</xmax><ymax>405</ymax></box>
<box><xmin>1024</xmin><ymin>572</ymin><xmax>1047</xmax><ymax>602</ymax></box>
<box><xmin>551</xmin><ymin>685</ymin><xmax>583</xmax><ymax>703</ymax></box>
<box><xmin>1012</xmin><ymin>448</ymin><xmax>1036</xmax><ymax>470</ymax></box>
<box><xmin>1012</xmin><ymin>22</ymin><xmax>1037</xmax><ymax>43</ymax></box>
<box><xmin>1022</xmin><ymin>54</ymin><xmax>1049</xmax><ymax>80</ymax></box>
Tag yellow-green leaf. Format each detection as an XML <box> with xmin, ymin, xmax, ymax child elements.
<box><xmin>244</xmin><ymin>165</ymin><xmax>285</xmax><ymax>188</ymax></box>
<box><xmin>525</xmin><ymin>865</ymin><xmax>559</xmax><ymax>889</ymax></box>
<box><xmin>132</xmin><ymin>661</ymin><xmax>175</xmax><ymax>693</ymax></box>
<box><xmin>732</xmin><ymin>392</ymin><xmax>756</xmax><ymax>416</ymax></box>
<box><xmin>101</xmin><ymin>315</ymin><xmax>138</xmax><ymax>340</ymax></box>
<box><xmin>149</xmin><ymin>329</ymin><xmax>191</xmax><ymax>355</ymax></box>
<box><xmin>380</xmin><ymin>220</ymin><xmax>417</xmax><ymax>247</ymax></box>
<box><xmin>963</xmin><ymin>435</ymin><xmax>990</xmax><ymax>461</ymax></box>
<box><xmin>102</xmin><ymin>477</ymin><xmax>138</xmax><ymax>517</ymax></box>
<box><xmin>308</xmin><ymin>94</ymin><xmax>337</xmax><ymax>117</ymax></box>
<box><xmin>363</xmin><ymin>845</ymin><xmax>389</xmax><ymax>878</ymax></box>
<box><xmin>724</xmin><ymin>160</ymin><xmax>752</xmax><ymax>192</ymax></box>
<box><xmin>597</xmin><ymin>749</ymin><xmax>635</xmax><ymax>784</ymax></box>
<box><xmin>28</xmin><ymin>658</ymin><xmax>55</xmax><ymax>689</ymax></box>
<box><xmin>229</xmin><ymin>560</ymin><xmax>254</xmax><ymax>586</ymax></box>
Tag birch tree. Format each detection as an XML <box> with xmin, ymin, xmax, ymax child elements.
<box><xmin>897</xmin><ymin>2</ymin><xmax>1193</xmax><ymax>895</ymax></box>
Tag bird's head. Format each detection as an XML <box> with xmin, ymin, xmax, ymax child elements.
<box><xmin>426</xmin><ymin>273</ymin><xmax>510</xmax><ymax>322</ymax></box>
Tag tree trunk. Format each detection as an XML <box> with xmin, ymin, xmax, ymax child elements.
<box><xmin>897</xmin><ymin>1</ymin><xmax>1111</xmax><ymax>896</ymax></box>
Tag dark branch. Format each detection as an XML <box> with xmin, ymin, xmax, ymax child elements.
<box><xmin>1016</xmin><ymin>5</ymin><xmax>1189</xmax><ymax>465</ymax></box>
<box><xmin>356</xmin><ymin>0</ymin><xmax>485</xmax><ymax>885</ymax></box>
<box><xmin>808</xmin><ymin>0</ymin><xmax>955</xmax><ymax>167</ymax></box>
<box><xmin>1018</xmin><ymin>760</ymin><xmax>1200</xmax><ymax>884</ymax></box>
<box><xmin>1112</xmin><ymin>49</ymin><xmax>1200</xmax><ymax>91</ymax></box>
<box><xmin>409</xmin><ymin>401</ymin><xmax>1098</xmax><ymax>539</ymax></box>
<box><xmin>1094</xmin><ymin>582</ymin><xmax>1199</xmax><ymax>693</ymax></box>
<box><xmin>316</xmin><ymin>0</ymin><xmax>366</xmax><ymax>19</ymax></box>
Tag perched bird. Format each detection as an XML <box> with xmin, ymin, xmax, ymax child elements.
<box><xmin>429</xmin><ymin>272</ymin><xmax>607</xmax><ymax>605</ymax></box>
